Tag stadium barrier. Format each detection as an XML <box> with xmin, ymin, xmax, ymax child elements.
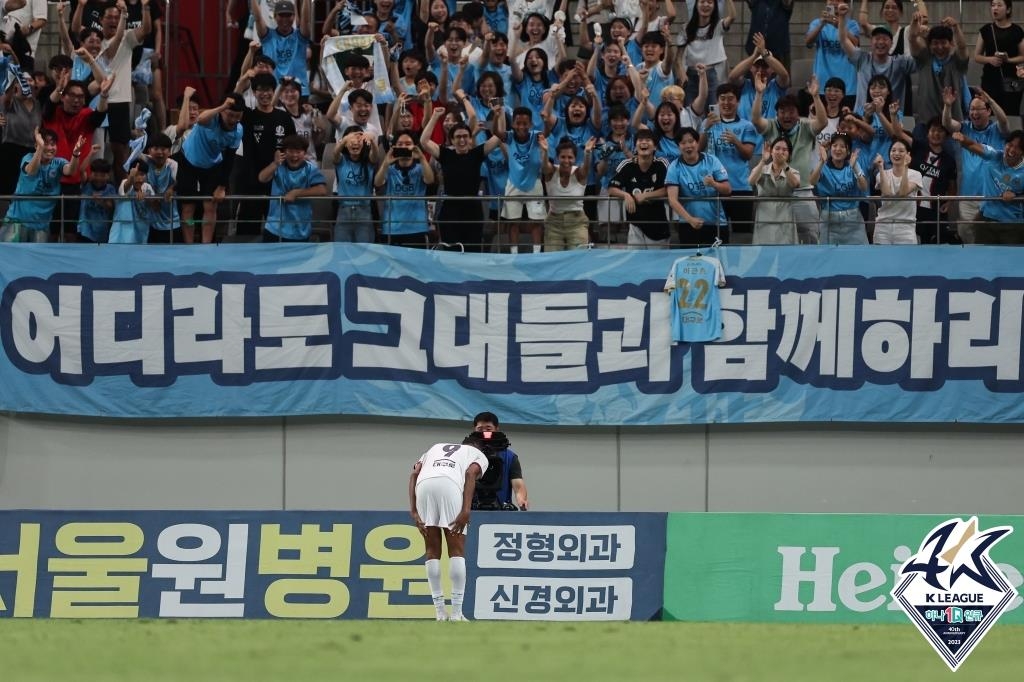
<box><xmin>0</xmin><ymin>510</ymin><xmax>666</xmax><ymax>621</ymax></box>
<box><xmin>1</xmin><ymin>193</ymin><xmax>1015</xmax><ymax>249</ymax></box>
<box><xmin>662</xmin><ymin>513</ymin><xmax>1024</xmax><ymax>624</ymax></box>
<box><xmin>1</xmin><ymin>511</ymin><xmax>1020</xmax><ymax>622</ymax></box>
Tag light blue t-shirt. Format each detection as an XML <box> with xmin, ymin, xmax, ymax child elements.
<box><xmin>108</xmin><ymin>183</ymin><xmax>153</xmax><ymax>244</ymax></box>
<box><xmin>739</xmin><ymin>77</ymin><xmax>786</xmax><ymax>123</ymax></box>
<box><xmin>626</xmin><ymin>38</ymin><xmax>643</xmax><ymax>67</ymax></box>
<box><xmin>548</xmin><ymin>120</ymin><xmax>599</xmax><ymax>184</ymax></box>
<box><xmin>505</xmin><ymin>130</ymin><xmax>543</xmax><ymax>191</ymax></box>
<box><xmin>703</xmin><ymin>118</ymin><xmax>759</xmax><ymax>191</ymax></box>
<box><xmin>5</xmin><ymin>155</ymin><xmax>67</xmax><ymax>231</ymax></box>
<box><xmin>656</xmin><ymin>134</ymin><xmax>681</xmax><ymax>163</ymax></box>
<box><xmin>146</xmin><ymin>162</ymin><xmax>179</xmax><ymax>231</ymax></box>
<box><xmin>591</xmin><ymin>61</ymin><xmax>627</xmax><ymax>104</ymax></box>
<box><xmin>335</xmin><ymin>154</ymin><xmax>375</xmax><ymax>207</ymax></box>
<box><xmin>816</xmin><ymin>162</ymin><xmax>866</xmax><ymax>211</ymax></box>
<box><xmin>77</xmin><ymin>182</ymin><xmax>117</xmax><ymax>242</ymax></box>
<box><xmin>664</xmin><ymin>254</ymin><xmax>726</xmax><ymax>343</ymax></box>
<box><xmin>854</xmin><ymin>106</ymin><xmax>903</xmax><ymax>170</ymax></box>
<box><xmin>258</xmin><ymin>28</ymin><xmax>312</xmax><ymax>94</ymax></box>
<box><xmin>482</xmin><ymin>5</ymin><xmax>508</xmax><ymax>35</ymax></box>
<box><xmin>596</xmin><ymin>135</ymin><xmax>634</xmax><ymax>190</ymax></box>
<box><xmin>475</xmin><ymin>62</ymin><xmax>513</xmax><ymax>102</ymax></box>
<box><xmin>665</xmin><ymin>153</ymin><xmax>730</xmax><ymax>227</ymax></box>
<box><xmin>642</xmin><ymin>63</ymin><xmax>674</xmax><ymax>109</ymax></box>
<box><xmin>478</xmin><ymin>129</ymin><xmax>508</xmax><ymax>211</ymax></box>
<box><xmin>809</xmin><ymin>18</ymin><xmax>860</xmax><ymax>93</ymax></box>
<box><xmin>600</xmin><ymin>99</ymin><xmax>639</xmax><ymax>136</ymax></box>
<box><xmin>979</xmin><ymin>145</ymin><xmax>1024</xmax><ymax>224</ymax></box>
<box><xmin>265</xmin><ymin>160</ymin><xmax>327</xmax><ymax>240</ymax></box>
<box><xmin>182</xmin><ymin>115</ymin><xmax>243</xmax><ymax>169</ymax></box>
<box><xmin>960</xmin><ymin>122</ymin><xmax>1007</xmax><ymax>196</ymax></box>
<box><xmin>381</xmin><ymin>162</ymin><xmax>429</xmax><ymax>235</ymax></box>
<box><xmin>430</xmin><ymin>56</ymin><xmax>475</xmax><ymax>97</ymax></box>
<box><xmin>513</xmin><ymin>76</ymin><xmax>550</xmax><ymax>130</ymax></box>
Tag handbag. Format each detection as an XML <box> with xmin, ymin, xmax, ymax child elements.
<box><xmin>1002</xmin><ymin>77</ymin><xmax>1024</xmax><ymax>93</ymax></box>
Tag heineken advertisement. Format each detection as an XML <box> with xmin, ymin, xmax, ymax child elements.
<box><xmin>662</xmin><ymin>514</ymin><xmax>1024</xmax><ymax>623</ymax></box>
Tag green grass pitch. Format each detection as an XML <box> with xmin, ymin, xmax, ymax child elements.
<box><xmin>1</xmin><ymin>620</ymin><xmax>1020</xmax><ymax>681</ymax></box>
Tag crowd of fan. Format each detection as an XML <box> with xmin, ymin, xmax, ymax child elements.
<box><xmin>0</xmin><ymin>0</ymin><xmax>1022</xmax><ymax>249</ymax></box>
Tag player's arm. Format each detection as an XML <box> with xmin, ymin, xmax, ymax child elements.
<box><xmin>409</xmin><ymin>461</ymin><xmax>424</xmax><ymax>532</ymax></box>
<box><xmin>450</xmin><ymin>462</ymin><xmax>482</xmax><ymax>534</ymax></box>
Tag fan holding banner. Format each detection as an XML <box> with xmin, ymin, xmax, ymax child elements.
<box><xmin>321</xmin><ymin>33</ymin><xmax>396</xmax><ymax>106</ymax></box>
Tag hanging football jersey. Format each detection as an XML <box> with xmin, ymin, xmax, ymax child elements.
<box><xmin>663</xmin><ymin>253</ymin><xmax>727</xmax><ymax>343</ymax></box>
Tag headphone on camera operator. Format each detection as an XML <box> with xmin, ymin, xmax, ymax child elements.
<box><xmin>463</xmin><ymin>430</ymin><xmax>520</xmax><ymax>511</ymax></box>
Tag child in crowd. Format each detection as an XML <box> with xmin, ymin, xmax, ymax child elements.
<box><xmin>77</xmin><ymin>157</ymin><xmax>117</xmax><ymax>243</ymax></box>
<box><xmin>258</xmin><ymin>134</ymin><xmax>328</xmax><ymax>242</ymax></box>
<box><xmin>108</xmin><ymin>160</ymin><xmax>155</xmax><ymax>244</ymax></box>
<box><xmin>143</xmin><ymin>133</ymin><xmax>181</xmax><ymax>243</ymax></box>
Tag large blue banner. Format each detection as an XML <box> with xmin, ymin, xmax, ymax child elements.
<box><xmin>0</xmin><ymin>511</ymin><xmax>666</xmax><ymax>621</ymax></box>
<box><xmin>1</xmin><ymin>243</ymin><xmax>1022</xmax><ymax>424</ymax></box>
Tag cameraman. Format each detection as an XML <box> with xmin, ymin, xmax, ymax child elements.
<box><xmin>470</xmin><ymin>411</ymin><xmax>529</xmax><ymax>511</ymax></box>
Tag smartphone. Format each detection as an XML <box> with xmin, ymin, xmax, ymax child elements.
<box><xmin>824</xmin><ymin>5</ymin><xmax>835</xmax><ymax>18</ymax></box>
<box><xmin>393</xmin><ymin>148</ymin><xmax>412</xmax><ymax>158</ymax></box>
<box><xmin>488</xmin><ymin>96</ymin><xmax>503</xmax><ymax>107</ymax></box>
<box><xmin>708</xmin><ymin>104</ymin><xmax>719</xmax><ymax>117</ymax></box>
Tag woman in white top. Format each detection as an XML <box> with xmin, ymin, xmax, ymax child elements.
<box><xmin>509</xmin><ymin>11</ymin><xmax>567</xmax><ymax>70</ymax></box>
<box><xmin>872</xmin><ymin>139</ymin><xmax>922</xmax><ymax>244</ymax></box>
<box><xmin>541</xmin><ymin>135</ymin><xmax>596</xmax><ymax>251</ymax></box>
<box><xmin>675</xmin><ymin>0</ymin><xmax>728</xmax><ymax>106</ymax></box>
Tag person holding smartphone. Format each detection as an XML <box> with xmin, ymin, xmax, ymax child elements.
<box><xmin>807</xmin><ymin>1</ymin><xmax>861</xmax><ymax>98</ymax></box>
<box><xmin>974</xmin><ymin>0</ymin><xmax>1024</xmax><ymax>116</ymax></box>
<box><xmin>373</xmin><ymin>131</ymin><xmax>436</xmax><ymax>247</ymax></box>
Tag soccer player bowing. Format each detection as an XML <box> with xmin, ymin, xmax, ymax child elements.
<box><xmin>409</xmin><ymin>433</ymin><xmax>490</xmax><ymax>622</ymax></box>
<box><xmin>666</xmin><ymin>127</ymin><xmax>731</xmax><ymax>247</ymax></box>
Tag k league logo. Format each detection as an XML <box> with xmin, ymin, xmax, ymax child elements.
<box><xmin>891</xmin><ymin>517</ymin><xmax>1018</xmax><ymax>671</ymax></box>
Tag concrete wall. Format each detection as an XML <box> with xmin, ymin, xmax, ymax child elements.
<box><xmin>1</xmin><ymin>413</ymin><xmax>1020</xmax><ymax>513</ymax></box>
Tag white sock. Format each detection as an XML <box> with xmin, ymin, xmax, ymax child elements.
<box><xmin>509</xmin><ymin>245</ymin><xmax>519</xmax><ymax>254</ymax></box>
<box><xmin>425</xmin><ymin>559</ymin><xmax>444</xmax><ymax>612</ymax></box>
<box><xmin>532</xmin><ymin>244</ymin><xmax>542</xmax><ymax>253</ymax></box>
<box><xmin>449</xmin><ymin>556</ymin><xmax>466</xmax><ymax>614</ymax></box>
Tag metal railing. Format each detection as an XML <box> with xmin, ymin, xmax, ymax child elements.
<box><xmin>0</xmin><ymin>192</ymin><xmax>1016</xmax><ymax>249</ymax></box>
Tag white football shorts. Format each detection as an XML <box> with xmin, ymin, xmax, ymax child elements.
<box><xmin>416</xmin><ymin>477</ymin><xmax>465</xmax><ymax>533</ymax></box>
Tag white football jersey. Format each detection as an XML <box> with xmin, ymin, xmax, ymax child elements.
<box><xmin>416</xmin><ymin>443</ymin><xmax>489</xmax><ymax>490</ymax></box>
